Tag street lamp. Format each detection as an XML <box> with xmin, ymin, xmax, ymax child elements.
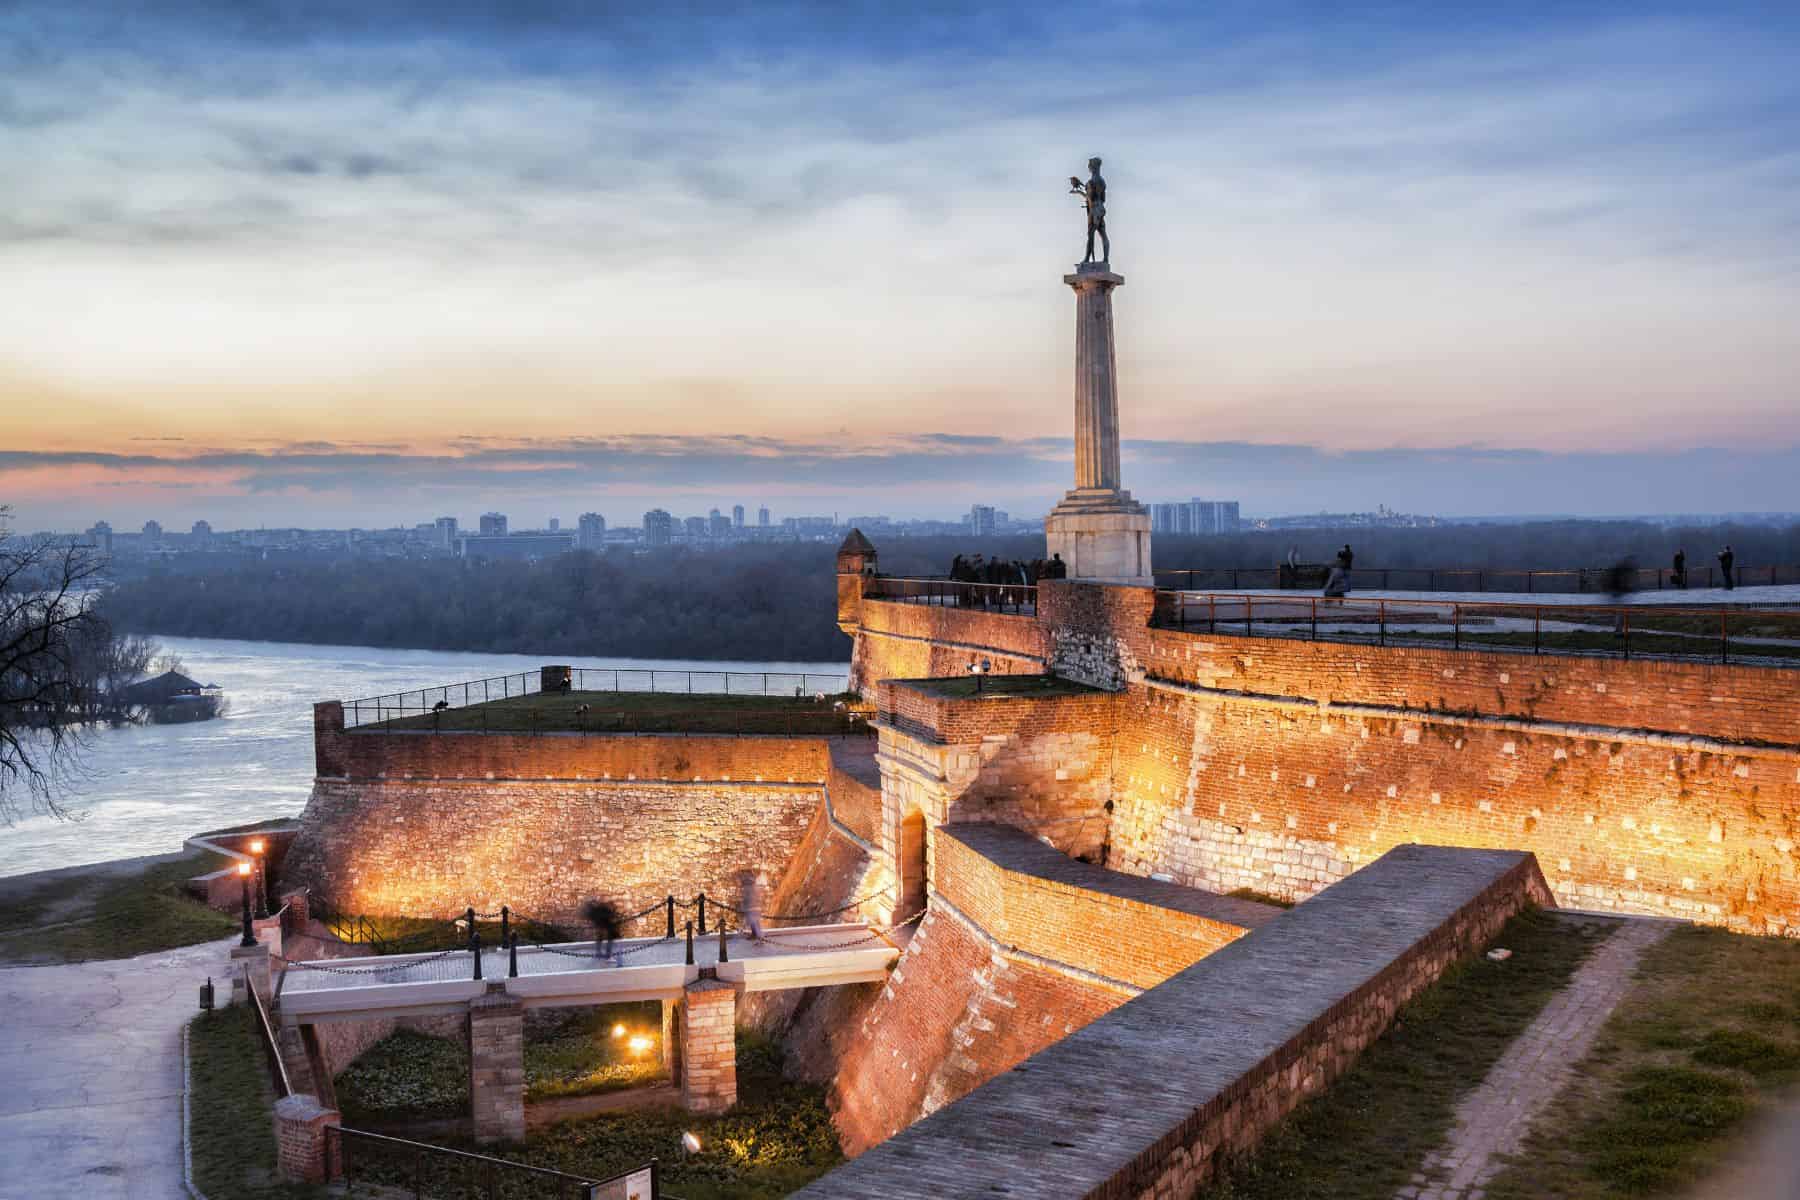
<box><xmin>237</xmin><ymin>862</ymin><xmax>256</xmax><ymax>947</ymax></box>
<box><xmin>967</xmin><ymin>657</ymin><xmax>992</xmax><ymax>694</ymax></box>
<box><xmin>248</xmin><ymin>838</ymin><xmax>269</xmax><ymax>918</ymax></box>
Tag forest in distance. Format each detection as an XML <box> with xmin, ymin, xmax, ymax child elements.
<box><xmin>96</xmin><ymin>520</ymin><xmax>1800</xmax><ymax>663</ymax></box>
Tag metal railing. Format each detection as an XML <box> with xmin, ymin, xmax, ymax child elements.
<box><xmin>245</xmin><ymin>978</ymin><xmax>292</xmax><ymax>1099</ymax></box>
<box><xmin>329</xmin><ymin>1126</ymin><xmax>665</xmax><ymax>1198</ymax></box>
<box><xmin>1151</xmin><ymin>591</ymin><xmax>1800</xmax><ymax>668</ymax></box>
<box><xmin>343</xmin><ymin>667</ymin><xmax>851</xmax><ymax>729</ymax></box>
<box><xmin>864</xmin><ymin>576</ymin><xmax>1037</xmax><ymax>614</ymax></box>
<box><xmin>1153</xmin><ymin>563</ymin><xmax>1800</xmax><ymax>594</ymax></box>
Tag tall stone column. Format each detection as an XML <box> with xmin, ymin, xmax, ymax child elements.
<box><xmin>1045</xmin><ymin>264</ymin><xmax>1152</xmax><ymax>584</ymax></box>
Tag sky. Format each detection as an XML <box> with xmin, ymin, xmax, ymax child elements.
<box><xmin>3</xmin><ymin>1</ymin><xmax>1798</xmax><ymax>530</ymax></box>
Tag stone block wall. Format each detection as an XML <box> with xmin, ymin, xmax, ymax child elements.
<box><xmin>849</xmin><ymin>599</ymin><xmax>1050</xmax><ymax>703</ymax></box>
<box><xmin>468</xmin><ymin>986</ymin><xmax>525</xmax><ymax>1143</ymax></box>
<box><xmin>680</xmin><ymin>979</ymin><xmax>739</xmax><ymax>1113</ymax></box>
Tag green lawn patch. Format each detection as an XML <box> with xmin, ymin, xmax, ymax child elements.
<box><xmin>1195</xmin><ymin>908</ymin><xmax>1611</xmax><ymax>1200</ymax></box>
<box><xmin>188</xmin><ymin>1006</ymin><xmax>324</xmax><ymax>1199</ymax></box>
<box><xmin>1484</xmin><ymin>924</ymin><xmax>1800</xmax><ymax>1199</ymax></box>
<box><xmin>0</xmin><ymin>848</ymin><xmax>238</xmax><ymax>964</ymax></box>
<box><xmin>371</xmin><ymin>689</ymin><xmax>865</xmax><ymax>736</ymax></box>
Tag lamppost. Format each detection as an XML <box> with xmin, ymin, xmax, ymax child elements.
<box><xmin>967</xmin><ymin>657</ymin><xmax>992</xmax><ymax>694</ymax></box>
<box><xmin>236</xmin><ymin>861</ymin><xmax>256</xmax><ymax>948</ymax></box>
<box><xmin>248</xmin><ymin>837</ymin><xmax>269</xmax><ymax>918</ymax></box>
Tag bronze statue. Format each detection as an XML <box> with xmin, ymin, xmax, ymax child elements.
<box><xmin>1067</xmin><ymin>156</ymin><xmax>1109</xmax><ymax>264</ymax></box>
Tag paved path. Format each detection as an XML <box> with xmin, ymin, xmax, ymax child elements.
<box><xmin>0</xmin><ymin>935</ymin><xmax>237</xmax><ymax>1200</ymax></box>
<box><xmin>1398</xmin><ymin>917</ymin><xmax>1671</xmax><ymax>1200</ymax></box>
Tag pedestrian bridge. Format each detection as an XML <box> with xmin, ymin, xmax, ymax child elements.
<box><xmin>276</xmin><ymin>922</ymin><xmax>900</xmax><ymax>1026</ymax></box>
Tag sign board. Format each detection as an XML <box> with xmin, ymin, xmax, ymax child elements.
<box><xmin>624</xmin><ymin>1167</ymin><xmax>654</xmax><ymax>1200</ymax></box>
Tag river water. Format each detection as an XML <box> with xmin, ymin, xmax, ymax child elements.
<box><xmin>0</xmin><ymin>637</ymin><xmax>848</xmax><ymax>879</ymax></box>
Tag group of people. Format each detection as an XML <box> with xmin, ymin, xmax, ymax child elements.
<box><xmin>1671</xmin><ymin>545</ymin><xmax>1737</xmax><ymax>590</ymax></box>
<box><xmin>948</xmin><ymin>553</ymin><xmax>1066</xmax><ymax>586</ymax></box>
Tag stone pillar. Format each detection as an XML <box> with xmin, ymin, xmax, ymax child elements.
<box><xmin>231</xmin><ymin>941</ymin><xmax>271</xmax><ymax>1006</ymax></box>
<box><xmin>661</xmin><ymin>997</ymin><xmax>682</xmax><ymax>1083</ymax></box>
<box><xmin>679</xmin><ymin>978</ymin><xmax>738</xmax><ymax>1113</ymax></box>
<box><xmin>467</xmin><ymin>984</ymin><xmax>526</xmax><ymax>1143</ymax></box>
<box><xmin>1044</xmin><ymin>264</ymin><xmax>1152</xmax><ymax>584</ymax></box>
<box><xmin>274</xmin><ymin>1094</ymin><xmax>340</xmax><ymax>1184</ymax></box>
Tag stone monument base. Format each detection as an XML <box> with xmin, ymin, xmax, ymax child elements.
<box><xmin>1045</xmin><ymin>497</ymin><xmax>1153</xmax><ymax>586</ymax></box>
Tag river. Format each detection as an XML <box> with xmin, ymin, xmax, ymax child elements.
<box><xmin>0</xmin><ymin>637</ymin><xmax>849</xmax><ymax>879</ymax></box>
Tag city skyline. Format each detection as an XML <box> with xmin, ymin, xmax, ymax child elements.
<box><xmin>4</xmin><ymin>2</ymin><xmax>1799</xmax><ymax>528</ymax></box>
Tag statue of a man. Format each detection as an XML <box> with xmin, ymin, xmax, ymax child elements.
<box><xmin>1067</xmin><ymin>156</ymin><xmax>1109</xmax><ymax>264</ymax></box>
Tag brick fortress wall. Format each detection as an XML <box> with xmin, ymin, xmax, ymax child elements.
<box><xmin>847</xmin><ymin>578</ymin><xmax>1800</xmax><ymax>934</ymax></box>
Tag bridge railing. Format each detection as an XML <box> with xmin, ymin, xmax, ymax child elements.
<box><xmin>864</xmin><ymin>576</ymin><xmax>1038</xmax><ymax>614</ymax></box>
<box><xmin>1153</xmin><ymin>563</ymin><xmax>1800</xmax><ymax>594</ymax></box>
<box><xmin>1151</xmin><ymin>590</ymin><xmax>1800</xmax><ymax>668</ymax></box>
<box><xmin>342</xmin><ymin>666</ymin><xmax>852</xmax><ymax>729</ymax></box>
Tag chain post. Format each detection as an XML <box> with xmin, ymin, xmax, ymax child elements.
<box><xmin>507</xmin><ymin>932</ymin><xmax>518</xmax><ymax>978</ymax></box>
<box><xmin>718</xmin><ymin>920</ymin><xmax>729</xmax><ymax>964</ymax></box>
<box><xmin>471</xmin><ymin>926</ymin><xmax>482</xmax><ymax>980</ymax></box>
<box><xmin>697</xmin><ymin>893</ymin><xmax>707</xmax><ymax>935</ymax></box>
<box><xmin>685</xmin><ymin>920</ymin><xmax>695</xmax><ymax>965</ymax></box>
<box><xmin>500</xmin><ymin>906</ymin><xmax>509</xmax><ymax>947</ymax></box>
<box><xmin>666</xmin><ymin>895</ymin><xmax>676</xmax><ymax>938</ymax></box>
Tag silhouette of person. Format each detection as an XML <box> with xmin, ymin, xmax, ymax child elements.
<box><xmin>583</xmin><ymin>899</ymin><xmax>623</xmax><ymax>965</ymax></box>
<box><xmin>1719</xmin><ymin>545</ymin><xmax>1735</xmax><ymax>590</ymax></box>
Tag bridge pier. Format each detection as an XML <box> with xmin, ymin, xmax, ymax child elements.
<box><xmin>679</xmin><ymin>977</ymin><xmax>738</xmax><ymax>1113</ymax></box>
<box><xmin>468</xmin><ymin>983</ymin><xmax>526</xmax><ymax>1143</ymax></box>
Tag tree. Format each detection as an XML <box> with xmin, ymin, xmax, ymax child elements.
<box><xmin>0</xmin><ymin>508</ymin><xmax>111</xmax><ymax>823</ymax></box>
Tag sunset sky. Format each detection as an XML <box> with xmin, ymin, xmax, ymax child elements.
<box><xmin>3</xmin><ymin>1</ymin><xmax>1798</xmax><ymax>529</ymax></box>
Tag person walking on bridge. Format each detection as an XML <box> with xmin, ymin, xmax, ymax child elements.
<box><xmin>583</xmin><ymin>898</ymin><xmax>624</xmax><ymax>966</ymax></box>
<box><xmin>1719</xmin><ymin>544</ymin><xmax>1736</xmax><ymax>590</ymax></box>
<box><xmin>1673</xmin><ymin>548</ymin><xmax>1687</xmax><ymax>589</ymax></box>
<box><xmin>738</xmin><ymin>870</ymin><xmax>767</xmax><ymax>941</ymax></box>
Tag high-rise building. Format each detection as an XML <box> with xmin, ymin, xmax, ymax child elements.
<box><xmin>684</xmin><ymin>515</ymin><xmax>707</xmax><ymax>539</ymax></box>
<box><xmin>142</xmin><ymin>520</ymin><xmax>163</xmax><ymax>544</ymax></box>
<box><xmin>190</xmin><ymin>519</ymin><xmax>213</xmax><ymax>547</ymax></box>
<box><xmin>548</xmin><ymin>517</ymin><xmax>560</xmax><ymax>532</ymax></box>
<box><xmin>577</xmin><ymin>512</ymin><xmax>606</xmax><ymax>550</ymax></box>
<box><xmin>479</xmin><ymin>512</ymin><xmax>508</xmax><ymax>536</ymax></box>
<box><xmin>732</xmin><ymin>504</ymin><xmax>745</xmax><ymax>529</ymax></box>
<box><xmin>86</xmin><ymin>521</ymin><xmax>113</xmax><ymax>555</ymax></box>
<box><xmin>434</xmin><ymin>516</ymin><xmax>458</xmax><ymax>549</ymax></box>
<box><xmin>642</xmin><ymin>509</ymin><xmax>673</xmax><ymax>546</ymax></box>
<box><xmin>758</xmin><ymin>506</ymin><xmax>771</xmax><ymax>527</ymax></box>
<box><xmin>1151</xmin><ymin>499</ymin><xmax>1241</xmax><ymax>535</ymax></box>
<box><xmin>967</xmin><ymin>504</ymin><xmax>997</xmax><ymax>536</ymax></box>
<box><xmin>709</xmin><ymin>511</ymin><xmax>731</xmax><ymax>537</ymax></box>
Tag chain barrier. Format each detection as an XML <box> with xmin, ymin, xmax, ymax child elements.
<box><xmin>711</xmin><ymin>885</ymin><xmax>895</xmax><ymax>923</ymax></box>
<box><xmin>523</xmin><ymin>934</ymin><xmax>680</xmax><ymax>962</ymax></box>
<box><xmin>275</xmin><ymin>947</ymin><xmax>464</xmax><ymax>977</ymax></box>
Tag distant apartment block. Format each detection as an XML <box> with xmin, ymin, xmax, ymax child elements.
<box><xmin>577</xmin><ymin>512</ymin><xmax>606</xmax><ymax>550</ymax></box>
<box><xmin>479</xmin><ymin>512</ymin><xmax>508</xmax><ymax>536</ymax></box>
<box><xmin>434</xmin><ymin>516</ymin><xmax>458</xmax><ymax>549</ymax></box>
<box><xmin>1151</xmin><ymin>498</ymin><xmax>1241</xmax><ymax>535</ymax></box>
<box><xmin>142</xmin><ymin>519</ymin><xmax>164</xmax><ymax>544</ymax></box>
<box><xmin>642</xmin><ymin>509</ymin><xmax>673</xmax><ymax>547</ymax></box>
<box><xmin>86</xmin><ymin>521</ymin><xmax>113</xmax><ymax>555</ymax></box>
<box><xmin>758</xmin><ymin>506</ymin><xmax>771</xmax><ymax>528</ymax></box>
<box><xmin>456</xmin><ymin>531</ymin><xmax>574</xmax><ymax>560</ymax></box>
<box><xmin>967</xmin><ymin>504</ymin><xmax>998</xmax><ymax>536</ymax></box>
<box><xmin>733</xmin><ymin>504</ymin><xmax>746</xmax><ymax>529</ymax></box>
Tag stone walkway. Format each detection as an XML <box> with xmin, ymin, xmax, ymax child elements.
<box><xmin>0</xmin><ymin>935</ymin><xmax>237</xmax><ymax>1200</ymax></box>
<box><xmin>1398</xmin><ymin>916</ymin><xmax>1671</xmax><ymax>1200</ymax></box>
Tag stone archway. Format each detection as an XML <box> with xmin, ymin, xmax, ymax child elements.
<box><xmin>897</xmin><ymin>808</ymin><xmax>928</xmax><ymax>921</ymax></box>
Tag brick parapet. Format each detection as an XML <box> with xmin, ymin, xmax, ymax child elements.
<box><xmin>274</xmin><ymin>1094</ymin><xmax>340</xmax><ymax>1184</ymax></box>
<box><xmin>468</xmin><ymin>985</ymin><xmax>526</xmax><ymax>1143</ymax></box>
<box><xmin>879</xmin><ymin>679</ymin><xmax>1118</xmax><ymax>747</ymax></box>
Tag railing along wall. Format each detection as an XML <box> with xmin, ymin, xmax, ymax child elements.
<box><xmin>1152</xmin><ymin>591</ymin><xmax>1800</xmax><ymax>668</ymax></box>
<box><xmin>328</xmin><ymin>1127</ymin><xmax>668</xmax><ymax>1199</ymax></box>
<box><xmin>341</xmin><ymin>666</ymin><xmax>852</xmax><ymax>730</ymax></box>
<box><xmin>862</xmin><ymin>576</ymin><xmax>1037</xmax><ymax>614</ymax></box>
<box><xmin>1154</xmin><ymin>563</ymin><xmax>1800</xmax><ymax>593</ymax></box>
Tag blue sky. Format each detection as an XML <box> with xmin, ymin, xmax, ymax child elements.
<box><xmin>2</xmin><ymin>1</ymin><xmax>1798</xmax><ymax>528</ymax></box>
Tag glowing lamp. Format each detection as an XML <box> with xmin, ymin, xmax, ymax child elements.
<box><xmin>611</xmin><ymin>1023</ymin><xmax>626</xmax><ymax>1039</ymax></box>
<box><xmin>628</xmin><ymin>1035</ymin><xmax>653</xmax><ymax>1055</ymax></box>
<box><xmin>681</xmin><ymin>1132</ymin><xmax>702</xmax><ymax>1154</ymax></box>
<box><xmin>236</xmin><ymin>862</ymin><xmax>252</xmax><ymax>877</ymax></box>
<box><xmin>249</xmin><ymin>838</ymin><xmax>265</xmax><ymax>855</ymax></box>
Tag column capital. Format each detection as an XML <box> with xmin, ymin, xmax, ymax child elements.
<box><xmin>1064</xmin><ymin>265</ymin><xmax>1124</xmax><ymax>288</ymax></box>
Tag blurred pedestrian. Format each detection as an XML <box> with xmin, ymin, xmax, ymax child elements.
<box><xmin>1719</xmin><ymin>544</ymin><xmax>1735</xmax><ymax>590</ymax></box>
<box><xmin>738</xmin><ymin>870</ymin><xmax>767</xmax><ymax>941</ymax></box>
<box><xmin>1672</xmin><ymin>548</ymin><xmax>1687</xmax><ymax>589</ymax></box>
<box><xmin>1323</xmin><ymin>544</ymin><xmax>1353</xmax><ymax>598</ymax></box>
<box><xmin>583</xmin><ymin>898</ymin><xmax>624</xmax><ymax>966</ymax></box>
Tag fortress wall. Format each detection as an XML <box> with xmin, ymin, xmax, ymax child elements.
<box><xmin>932</xmin><ymin>823</ymin><xmax>1267</xmax><ymax>991</ymax></box>
<box><xmin>284</xmin><ymin>774</ymin><xmax>821</xmax><ymax>927</ymax></box>
<box><xmin>313</xmin><ymin>703</ymin><xmax>835</xmax><ymax>784</ymax></box>
<box><xmin>825</xmin><ymin>748</ymin><xmax>884</xmax><ymax>845</ymax></box>
<box><xmin>878</xmin><ymin>723</ymin><xmax>1114</xmax><ymax>863</ymax></box>
<box><xmin>823</xmin><ymin>905</ymin><xmax>1122</xmax><ymax>1156</ymax></box>
<box><xmin>850</xmin><ymin>599</ymin><xmax>1049</xmax><ymax>702</ymax></box>
<box><xmin>1106</xmin><ymin>680</ymin><xmax>1800</xmax><ymax>933</ymax></box>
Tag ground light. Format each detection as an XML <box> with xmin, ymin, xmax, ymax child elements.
<box><xmin>681</xmin><ymin>1131</ymin><xmax>702</xmax><ymax>1154</ymax></box>
<box><xmin>611</xmin><ymin>1023</ymin><xmax>626</xmax><ymax>1039</ymax></box>
<box><xmin>628</xmin><ymin>1034</ymin><xmax>653</xmax><ymax>1055</ymax></box>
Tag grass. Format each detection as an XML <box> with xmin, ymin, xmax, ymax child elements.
<box><xmin>1483</xmin><ymin>924</ymin><xmax>1800</xmax><ymax>1199</ymax></box>
<box><xmin>334</xmin><ymin>1029</ymin><xmax>840</xmax><ymax>1199</ymax></box>
<box><xmin>335</xmin><ymin>1003</ymin><xmax>669</xmax><ymax>1123</ymax></box>
<box><xmin>371</xmin><ymin>689</ymin><xmax>867</xmax><ymax>736</ymax></box>
<box><xmin>0</xmin><ymin>847</ymin><xmax>238</xmax><ymax>964</ymax></box>
<box><xmin>188</xmin><ymin>1006</ymin><xmax>325</xmax><ymax>1199</ymax></box>
<box><xmin>1224</xmin><ymin>887</ymin><xmax>1296</xmax><ymax>909</ymax></box>
<box><xmin>1194</xmin><ymin>908</ymin><xmax>1611</xmax><ymax>1200</ymax></box>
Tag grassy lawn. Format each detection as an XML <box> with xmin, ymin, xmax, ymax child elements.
<box><xmin>188</xmin><ymin>1006</ymin><xmax>325</xmax><ymax>1199</ymax></box>
<box><xmin>335</xmin><ymin>1030</ymin><xmax>839</xmax><ymax>1199</ymax></box>
<box><xmin>0</xmin><ymin>847</ymin><xmax>239</xmax><ymax>964</ymax></box>
<box><xmin>1195</xmin><ymin>908</ymin><xmax>1611</xmax><ymax>1200</ymax></box>
<box><xmin>336</xmin><ymin>1003</ymin><xmax>669</xmax><ymax>1124</ymax></box>
<box><xmin>1483</xmin><ymin>925</ymin><xmax>1800</xmax><ymax>1199</ymax></box>
<box><xmin>371</xmin><ymin>689</ymin><xmax>866</xmax><ymax>736</ymax></box>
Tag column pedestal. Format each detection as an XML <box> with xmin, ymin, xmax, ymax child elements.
<box><xmin>467</xmin><ymin>984</ymin><xmax>525</xmax><ymax>1144</ymax></box>
<box><xmin>679</xmin><ymin>978</ymin><xmax>738</xmax><ymax>1114</ymax></box>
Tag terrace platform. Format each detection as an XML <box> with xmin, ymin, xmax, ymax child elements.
<box><xmin>276</xmin><ymin>923</ymin><xmax>898</xmax><ymax>1025</ymax></box>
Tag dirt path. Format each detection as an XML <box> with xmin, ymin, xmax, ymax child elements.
<box><xmin>1398</xmin><ymin>916</ymin><xmax>1672</xmax><ymax>1200</ymax></box>
<box><xmin>0</xmin><ymin>934</ymin><xmax>237</xmax><ymax>1200</ymax></box>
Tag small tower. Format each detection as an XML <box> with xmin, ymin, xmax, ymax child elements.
<box><xmin>836</xmin><ymin>529</ymin><xmax>878</xmax><ymax>634</ymax></box>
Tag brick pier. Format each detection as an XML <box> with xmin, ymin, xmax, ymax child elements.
<box><xmin>680</xmin><ymin>977</ymin><xmax>738</xmax><ymax>1114</ymax></box>
<box><xmin>468</xmin><ymin>984</ymin><xmax>526</xmax><ymax>1143</ymax></box>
